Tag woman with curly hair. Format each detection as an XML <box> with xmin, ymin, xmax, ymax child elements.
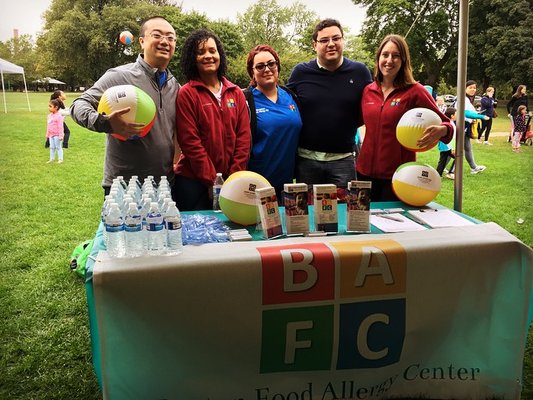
<box><xmin>174</xmin><ymin>29</ymin><xmax>250</xmax><ymax>211</ymax></box>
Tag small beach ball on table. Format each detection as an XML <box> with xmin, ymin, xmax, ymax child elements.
<box><xmin>219</xmin><ymin>171</ymin><xmax>271</xmax><ymax>226</ymax></box>
<box><xmin>392</xmin><ymin>162</ymin><xmax>441</xmax><ymax>207</ymax></box>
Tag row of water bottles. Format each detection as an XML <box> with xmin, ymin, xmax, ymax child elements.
<box><xmin>102</xmin><ymin>175</ymin><xmax>183</xmax><ymax>258</ymax></box>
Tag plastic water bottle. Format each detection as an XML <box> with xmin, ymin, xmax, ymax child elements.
<box><xmin>101</xmin><ymin>195</ymin><xmax>114</xmax><ymax>244</ymax></box>
<box><xmin>164</xmin><ymin>201</ymin><xmax>183</xmax><ymax>255</ymax></box>
<box><xmin>104</xmin><ymin>202</ymin><xmax>125</xmax><ymax>258</ymax></box>
<box><xmin>146</xmin><ymin>202</ymin><xmax>165</xmax><ymax>255</ymax></box>
<box><xmin>213</xmin><ymin>172</ymin><xmax>224</xmax><ymax>211</ymax></box>
<box><xmin>124</xmin><ymin>202</ymin><xmax>144</xmax><ymax>257</ymax></box>
<box><xmin>139</xmin><ymin>195</ymin><xmax>152</xmax><ymax>250</ymax></box>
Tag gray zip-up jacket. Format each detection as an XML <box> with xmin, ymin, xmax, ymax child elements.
<box><xmin>71</xmin><ymin>55</ymin><xmax>180</xmax><ymax>188</ymax></box>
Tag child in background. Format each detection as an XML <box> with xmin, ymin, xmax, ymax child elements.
<box><xmin>50</xmin><ymin>90</ymin><xmax>71</xmax><ymax>148</ymax></box>
<box><xmin>512</xmin><ymin>105</ymin><xmax>527</xmax><ymax>153</ymax></box>
<box><xmin>473</xmin><ymin>102</ymin><xmax>482</xmax><ymax>143</ymax></box>
<box><xmin>436</xmin><ymin>107</ymin><xmax>456</xmax><ymax>179</ymax></box>
<box><xmin>436</xmin><ymin>95</ymin><xmax>447</xmax><ymax>113</ymax></box>
<box><xmin>46</xmin><ymin>99</ymin><xmax>64</xmax><ymax>163</ymax></box>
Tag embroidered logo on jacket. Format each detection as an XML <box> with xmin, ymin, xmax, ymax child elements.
<box><xmin>289</xmin><ymin>104</ymin><xmax>296</xmax><ymax>112</ymax></box>
<box><xmin>390</xmin><ymin>98</ymin><xmax>401</xmax><ymax>106</ymax></box>
<box><xmin>226</xmin><ymin>98</ymin><xmax>236</xmax><ymax>108</ymax></box>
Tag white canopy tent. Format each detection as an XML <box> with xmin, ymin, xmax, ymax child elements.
<box><xmin>0</xmin><ymin>57</ymin><xmax>31</xmax><ymax>113</ymax></box>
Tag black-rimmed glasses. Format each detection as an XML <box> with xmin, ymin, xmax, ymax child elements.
<box><xmin>254</xmin><ymin>61</ymin><xmax>278</xmax><ymax>72</ymax></box>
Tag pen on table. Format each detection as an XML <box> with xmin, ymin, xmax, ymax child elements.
<box><xmin>378</xmin><ymin>214</ymin><xmax>404</xmax><ymax>222</ymax></box>
<box><xmin>419</xmin><ymin>208</ymin><xmax>438</xmax><ymax>212</ymax></box>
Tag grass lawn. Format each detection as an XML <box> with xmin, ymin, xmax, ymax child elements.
<box><xmin>0</xmin><ymin>92</ymin><xmax>531</xmax><ymax>399</ymax></box>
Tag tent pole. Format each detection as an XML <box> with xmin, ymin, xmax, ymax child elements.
<box><xmin>1</xmin><ymin>70</ymin><xmax>6</xmax><ymax>113</ymax></box>
<box><xmin>454</xmin><ymin>0</ymin><xmax>469</xmax><ymax>212</ymax></box>
<box><xmin>23</xmin><ymin>72</ymin><xmax>31</xmax><ymax>112</ymax></box>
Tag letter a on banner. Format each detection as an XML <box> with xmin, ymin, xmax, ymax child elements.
<box><xmin>355</xmin><ymin>246</ymin><xmax>394</xmax><ymax>287</ymax></box>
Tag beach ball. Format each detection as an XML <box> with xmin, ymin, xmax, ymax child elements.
<box><xmin>97</xmin><ymin>85</ymin><xmax>156</xmax><ymax>141</ymax></box>
<box><xmin>392</xmin><ymin>162</ymin><xmax>441</xmax><ymax>206</ymax></box>
<box><xmin>396</xmin><ymin>107</ymin><xmax>441</xmax><ymax>152</ymax></box>
<box><xmin>219</xmin><ymin>171</ymin><xmax>271</xmax><ymax>225</ymax></box>
<box><xmin>119</xmin><ymin>31</ymin><xmax>134</xmax><ymax>45</ymax></box>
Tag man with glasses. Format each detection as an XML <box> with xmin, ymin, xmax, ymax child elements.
<box><xmin>71</xmin><ymin>16</ymin><xmax>180</xmax><ymax>196</ymax></box>
<box><xmin>287</xmin><ymin>19</ymin><xmax>372</xmax><ymax>198</ymax></box>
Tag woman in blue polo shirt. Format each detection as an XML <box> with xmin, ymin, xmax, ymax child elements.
<box><xmin>244</xmin><ymin>44</ymin><xmax>302</xmax><ymax>199</ymax></box>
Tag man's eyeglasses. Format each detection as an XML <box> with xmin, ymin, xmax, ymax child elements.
<box><xmin>315</xmin><ymin>36</ymin><xmax>343</xmax><ymax>45</ymax></box>
<box><xmin>147</xmin><ymin>32</ymin><xmax>176</xmax><ymax>43</ymax></box>
<box><xmin>254</xmin><ymin>60</ymin><xmax>278</xmax><ymax>72</ymax></box>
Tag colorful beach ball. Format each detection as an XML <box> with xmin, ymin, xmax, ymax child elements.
<box><xmin>119</xmin><ymin>31</ymin><xmax>134</xmax><ymax>45</ymax></box>
<box><xmin>392</xmin><ymin>162</ymin><xmax>441</xmax><ymax>206</ymax></box>
<box><xmin>97</xmin><ymin>85</ymin><xmax>156</xmax><ymax>141</ymax></box>
<box><xmin>396</xmin><ymin>107</ymin><xmax>441</xmax><ymax>152</ymax></box>
<box><xmin>219</xmin><ymin>171</ymin><xmax>271</xmax><ymax>225</ymax></box>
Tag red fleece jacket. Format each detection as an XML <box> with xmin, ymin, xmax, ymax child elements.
<box><xmin>175</xmin><ymin>77</ymin><xmax>251</xmax><ymax>186</ymax></box>
<box><xmin>357</xmin><ymin>82</ymin><xmax>453</xmax><ymax>180</ymax></box>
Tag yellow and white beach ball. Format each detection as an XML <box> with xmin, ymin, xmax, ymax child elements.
<box><xmin>97</xmin><ymin>85</ymin><xmax>156</xmax><ymax>141</ymax></box>
<box><xmin>396</xmin><ymin>107</ymin><xmax>441</xmax><ymax>152</ymax></box>
<box><xmin>392</xmin><ymin>162</ymin><xmax>441</xmax><ymax>206</ymax></box>
<box><xmin>219</xmin><ymin>171</ymin><xmax>271</xmax><ymax>225</ymax></box>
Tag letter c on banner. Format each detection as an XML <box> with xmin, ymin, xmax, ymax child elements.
<box><xmin>281</xmin><ymin>249</ymin><xmax>318</xmax><ymax>292</ymax></box>
<box><xmin>358</xmin><ymin>314</ymin><xmax>389</xmax><ymax>360</ymax></box>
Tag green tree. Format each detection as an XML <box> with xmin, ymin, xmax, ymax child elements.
<box><xmin>468</xmin><ymin>0</ymin><xmax>532</xmax><ymax>92</ymax></box>
<box><xmin>352</xmin><ymin>0</ymin><xmax>459</xmax><ymax>88</ymax></box>
<box><xmin>238</xmin><ymin>0</ymin><xmax>317</xmax><ymax>54</ymax></box>
<box><xmin>37</xmin><ymin>0</ymin><xmax>176</xmax><ymax>88</ymax></box>
<box><xmin>0</xmin><ymin>35</ymin><xmax>39</xmax><ymax>88</ymax></box>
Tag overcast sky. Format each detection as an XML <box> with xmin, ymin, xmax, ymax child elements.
<box><xmin>0</xmin><ymin>0</ymin><xmax>366</xmax><ymax>42</ymax></box>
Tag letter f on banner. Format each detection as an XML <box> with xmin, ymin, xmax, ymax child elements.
<box><xmin>285</xmin><ymin>321</ymin><xmax>313</xmax><ymax>363</ymax></box>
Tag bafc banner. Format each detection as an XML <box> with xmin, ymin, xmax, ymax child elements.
<box><xmin>91</xmin><ymin>223</ymin><xmax>533</xmax><ymax>399</ymax></box>
<box><xmin>259</xmin><ymin>241</ymin><xmax>406</xmax><ymax>373</ymax></box>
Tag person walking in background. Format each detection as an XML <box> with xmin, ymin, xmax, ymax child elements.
<box><xmin>512</xmin><ymin>105</ymin><xmax>528</xmax><ymax>152</ymax></box>
<box><xmin>507</xmin><ymin>85</ymin><xmax>528</xmax><ymax>142</ymax></box>
<box><xmin>436</xmin><ymin>106</ymin><xmax>456</xmax><ymax>180</ymax></box>
<box><xmin>478</xmin><ymin>86</ymin><xmax>496</xmax><ymax>145</ymax></box>
<box><xmin>50</xmin><ymin>90</ymin><xmax>71</xmax><ymax>148</ymax></box>
<box><xmin>70</xmin><ymin>16</ymin><xmax>180</xmax><ymax>196</ymax></box>
<box><xmin>46</xmin><ymin>99</ymin><xmax>64</xmax><ymax>164</ymax></box>
<box><xmin>243</xmin><ymin>44</ymin><xmax>302</xmax><ymax>200</ymax></box>
<box><xmin>356</xmin><ymin>34</ymin><xmax>453</xmax><ymax>201</ymax></box>
<box><xmin>287</xmin><ymin>19</ymin><xmax>372</xmax><ymax>199</ymax></box>
<box><xmin>175</xmin><ymin>29</ymin><xmax>250</xmax><ymax>211</ymax></box>
<box><xmin>463</xmin><ymin>80</ymin><xmax>488</xmax><ymax>174</ymax></box>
